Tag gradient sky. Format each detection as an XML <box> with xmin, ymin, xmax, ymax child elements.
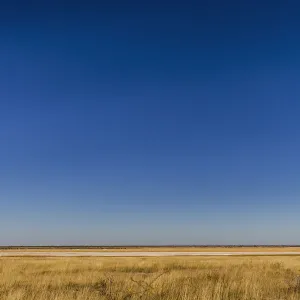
<box><xmin>1</xmin><ymin>1</ymin><xmax>300</xmax><ymax>245</ymax></box>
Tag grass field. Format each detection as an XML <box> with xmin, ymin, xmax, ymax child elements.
<box><xmin>1</xmin><ymin>256</ymin><xmax>300</xmax><ymax>299</ymax></box>
<box><xmin>4</xmin><ymin>246</ymin><xmax>300</xmax><ymax>252</ymax></box>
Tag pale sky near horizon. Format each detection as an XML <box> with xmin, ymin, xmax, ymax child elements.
<box><xmin>1</xmin><ymin>1</ymin><xmax>300</xmax><ymax>245</ymax></box>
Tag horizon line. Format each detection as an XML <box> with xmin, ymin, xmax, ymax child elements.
<box><xmin>1</xmin><ymin>244</ymin><xmax>300</xmax><ymax>249</ymax></box>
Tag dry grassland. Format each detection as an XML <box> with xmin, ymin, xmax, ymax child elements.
<box><xmin>4</xmin><ymin>246</ymin><xmax>300</xmax><ymax>252</ymax></box>
<box><xmin>1</xmin><ymin>256</ymin><xmax>300</xmax><ymax>299</ymax></box>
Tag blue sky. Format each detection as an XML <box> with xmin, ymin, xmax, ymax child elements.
<box><xmin>1</xmin><ymin>1</ymin><xmax>300</xmax><ymax>245</ymax></box>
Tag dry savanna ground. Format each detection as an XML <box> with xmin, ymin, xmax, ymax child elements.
<box><xmin>4</xmin><ymin>246</ymin><xmax>300</xmax><ymax>252</ymax></box>
<box><xmin>1</xmin><ymin>256</ymin><xmax>300</xmax><ymax>300</ymax></box>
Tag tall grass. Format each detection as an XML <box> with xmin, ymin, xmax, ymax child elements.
<box><xmin>1</xmin><ymin>257</ymin><xmax>300</xmax><ymax>299</ymax></box>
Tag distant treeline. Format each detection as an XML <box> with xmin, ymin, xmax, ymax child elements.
<box><xmin>0</xmin><ymin>245</ymin><xmax>299</xmax><ymax>249</ymax></box>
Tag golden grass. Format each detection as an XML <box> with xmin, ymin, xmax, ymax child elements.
<box><xmin>1</xmin><ymin>256</ymin><xmax>300</xmax><ymax>299</ymax></box>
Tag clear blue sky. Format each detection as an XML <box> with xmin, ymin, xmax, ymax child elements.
<box><xmin>1</xmin><ymin>1</ymin><xmax>300</xmax><ymax>245</ymax></box>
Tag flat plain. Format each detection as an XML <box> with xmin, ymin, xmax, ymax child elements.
<box><xmin>3</xmin><ymin>246</ymin><xmax>300</xmax><ymax>252</ymax></box>
<box><xmin>2</xmin><ymin>250</ymin><xmax>300</xmax><ymax>257</ymax></box>
<box><xmin>1</xmin><ymin>254</ymin><xmax>300</xmax><ymax>300</ymax></box>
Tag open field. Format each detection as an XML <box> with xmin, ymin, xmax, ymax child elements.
<box><xmin>3</xmin><ymin>246</ymin><xmax>300</xmax><ymax>252</ymax></box>
<box><xmin>2</xmin><ymin>250</ymin><xmax>300</xmax><ymax>257</ymax></box>
<box><xmin>2</xmin><ymin>247</ymin><xmax>300</xmax><ymax>258</ymax></box>
<box><xmin>1</xmin><ymin>256</ymin><xmax>300</xmax><ymax>300</ymax></box>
